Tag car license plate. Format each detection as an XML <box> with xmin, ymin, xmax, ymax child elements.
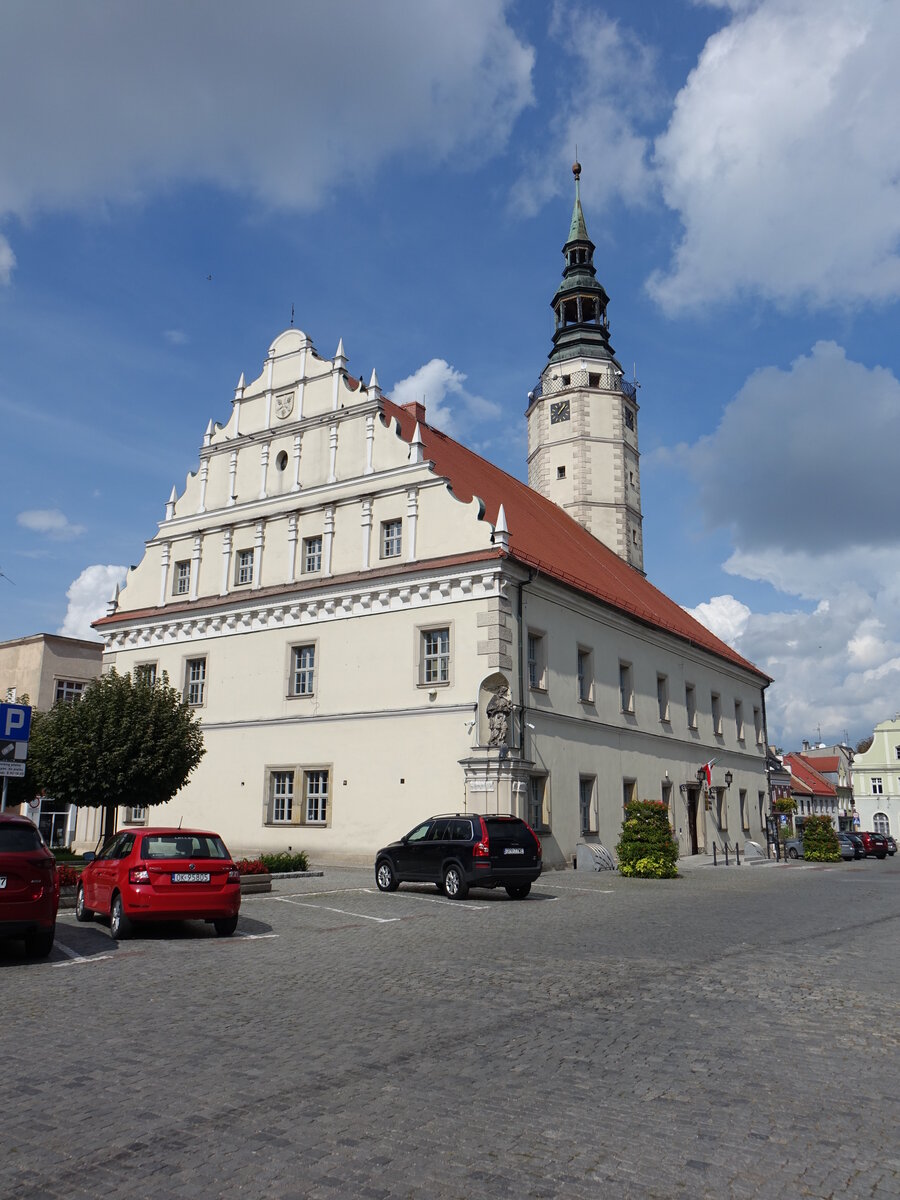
<box><xmin>504</xmin><ymin>847</ymin><xmax>524</xmax><ymax>855</ymax></box>
<box><xmin>0</xmin><ymin>877</ymin><xmax>6</xmax><ymax>888</ymax></box>
<box><xmin>172</xmin><ymin>872</ymin><xmax>210</xmax><ymax>883</ymax></box>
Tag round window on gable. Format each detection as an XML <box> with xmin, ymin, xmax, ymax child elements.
<box><xmin>276</xmin><ymin>451</ymin><xmax>289</xmax><ymax>472</ymax></box>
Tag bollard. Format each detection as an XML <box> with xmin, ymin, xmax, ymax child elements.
<box><xmin>712</xmin><ymin>844</ymin><xmax>717</xmax><ymax>866</ymax></box>
<box><xmin>735</xmin><ymin>841</ymin><xmax>741</xmax><ymax>866</ymax></box>
<box><xmin>724</xmin><ymin>843</ymin><xmax>730</xmax><ymax>866</ymax></box>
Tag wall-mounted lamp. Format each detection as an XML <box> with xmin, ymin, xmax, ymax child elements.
<box><xmin>724</xmin><ymin>770</ymin><xmax>734</xmax><ymax>789</ymax></box>
<box><xmin>525</xmin><ymin>722</ymin><xmax>536</xmax><ymax>731</ymax></box>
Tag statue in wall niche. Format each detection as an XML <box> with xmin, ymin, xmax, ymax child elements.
<box><xmin>486</xmin><ymin>685</ymin><xmax>513</xmax><ymax>748</ymax></box>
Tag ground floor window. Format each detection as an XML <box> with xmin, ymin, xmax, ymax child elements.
<box><xmin>873</xmin><ymin>812</ymin><xmax>889</xmax><ymax>835</ymax></box>
<box><xmin>265</xmin><ymin>767</ymin><xmax>330</xmax><ymax>826</ymax></box>
<box><xmin>528</xmin><ymin>775</ymin><xmax>546</xmax><ymax>831</ymax></box>
<box><xmin>271</xmin><ymin>771</ymin><xmax>294</xmax><ymax>823</ymax></box>
<box><xmin>305</xmin><ymin>770</ymin><xmax>329</xmax><ymax>824</ymax></box>
<box><xmin>740</xmin><ymin>789</ymin><xmax>749</xmax><ymax>832</ymax></box>
<box><xmin>579</xmin><ymin>776</ymin><xmax>596</xmax><ymax>835</ymax></box>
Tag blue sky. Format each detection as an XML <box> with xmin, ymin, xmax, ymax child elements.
<box><xmin>2</xmin><ymin>0</ymin><xmax>900</xmax><ymax>750</ymax></box>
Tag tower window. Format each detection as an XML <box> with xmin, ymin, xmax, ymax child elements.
<box><xmin>588</xmin><ymin>373</ymin><xmax>601</xmax><ymax>388</ymax></box>
<box><xmin>557</xmin><ymin>466</ymin><xmax>566</xmax><ymax>479</ymax></box>
<box><xmin>624</xmin><ymin>406</ymin><xmax>635</xmax><ymax>431</ymax></box>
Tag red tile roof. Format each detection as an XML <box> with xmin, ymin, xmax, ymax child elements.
<box><xmin>784</xmin><ymin>753</ymin><xmax>837</xmax><ymax>797</ymax></box>
<box><xmin>382</xmin><ymin>399</ymin><xmax>769</xmax><ymax>681</ymax></box>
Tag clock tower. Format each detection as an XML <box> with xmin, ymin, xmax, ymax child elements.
<box><xmin>526</xmin><ymin>162</ymin><xmax>644</xmax><ymax>573</ymax></box>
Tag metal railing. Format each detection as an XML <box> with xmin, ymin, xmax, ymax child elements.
<box><xmin>530</xmin><ymin>367</ymin><xmax>637</xmax><ymax>401</ymax></box>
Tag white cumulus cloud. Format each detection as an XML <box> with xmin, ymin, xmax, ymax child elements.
<box><xmin>59</xmin><ymin>564</ymin><xmax>127</xmax><ymax>640</ymax></box>
<box><xmin>17</xmin><ymin>509</ymin><xmax>86</xmax><ymax>539</ymax></box>
<box><xmin>685</xmin><ymin>594</ymin><xmax>751</xmax><ymax>644</ymax></box>
<box><xmin>390</xmin><ymin>359</ymin><xmax>500</xmax><ymax>436</ymax></box>
<box><xmin>650</xmin><ymin>0</ymin><xmax>900</xmax><ymax>310</ymax></box>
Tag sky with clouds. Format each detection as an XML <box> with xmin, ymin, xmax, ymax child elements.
<box><xmin>1</xmin><ymin>0</ymin><xmax>899</xmax><ymax>750</ymax></box>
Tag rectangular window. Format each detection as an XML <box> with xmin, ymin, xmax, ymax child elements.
<box><xmin>55</xmin><ymin>680</ymin><xmax>86</xmax><ymax>704</ymax></box>
<box><xmin>686</xmin><ymin>683</ymin><xmax>697</xmax><ymax>729</ymax></box>
<box><xmin>758</xmin><ymin>791</ymin><xmax>766</xmax><ymax>831</ymax></box>
<box><xmin>174</xmin><ymin>560</ymin><xmax>190</xmax><ymax>595</ymax></box>
<box><xmin>740</xmin><ymin>788</ymin><xmax>749</xmax><ymax>832</ymax></box>
<box><xmin>235</xmin><ymin>548</ymin><xmax>254</xmax><ymax>586</ymax></box>
<box><xmin>291</xmin><ymin>645</ymin><xmax>316</xmax><ymax>696</ymax></box>
<box><xmin>579</xmin><ymin>776</ymin><xmax>596</xmax><ymax>834</ymax></box>
<box><xmin>754</xmin><ymin>706</ymin><xmax>763</xmax><ymax>746</ymax></box>
<box><xmin>717</xmin><ymin>788</ymin><xmax>728</xmax><ymax>831</ymax></box>
<box><xmin>528</xmin><ymin>776</ymin><xmax>546</xmax><ymax>830</ymax></box>
<box><xmin>422</xmin><ymin>627</ymin><xmax>450</xmax><ymax>685</ymax></box>
<box><xmin>577</xmin><ymin>648</ymin><xmax>593</xmax><ymax>703</ymax></box>
<box><xmin>657</xmin><ymin>674</ymin><xmax>669</xmax><ymax>722</ymax></box>
<box><xmin>185</xmin><ymin>658</ymin><xmax>206</xmax><ymax>707</ymax></box>
<box><xmin>735</xmin><ymin>700</ymin><xmax>744</xmax><ymax>741</ymax></box>
<box><xmin>303</xmin><ymin>536</ymin><xmax>322</xmax><ymax>574</ymax></box>
<box><xmin>126</xmin><ymin>806</ymin><xmax>147</xmax><ymax>825</ymax></box>
<box><xmin>134</xmin><ymin>663</ymin><xmax>157</xmax><ymax>686</ymax></box>
<box><xmin>619</xmin><ymin>661</ymin><xmax>634</xmax><ymax>714</ymax></box>
<box><xmin>623</xmin><ymin>777</ymin><xmax>637</xmax><ymax>808</ymax></box>
<box><xmin>712</xmin><ymin>692</ymin><xmax>722</xmax><ymax>736</ymax></box>
<box><xmin>872</xmin><ymin>777</ymin><xmax>884</xmax><ymax>794</ymax></box>
<box><xmin>271</xmin><ymin>771</ymin><xmax>294</xmax><ymax>823</ymax></box>
<box><xmin>381</xmin><ymin>519</ymin><xmax>402</xmax><ymax>558</ymax></box>
<box><xmin>305</xmin><ymin>769</ymin><xmax>329</xmax><ymax>824</ymax></box>
<box><xmin>527</xmin><ymin>632</ymin><xmax>546</xmax><ymax>690</ymax></box>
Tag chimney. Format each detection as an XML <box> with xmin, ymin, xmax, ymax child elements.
<box><xmin>400</xmin><ymin>400</ymin><xmax>426</xmax><ymax>425</ymax></box>
<box><xmin>802</xmin><ymin>740</ymin><xmax>810</xmax><ymax>752</ymax></box>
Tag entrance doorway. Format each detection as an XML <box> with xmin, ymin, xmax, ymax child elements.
<box><xmin>687</xmin><ymin>787</ymin><xmax>700</xmax><ymax>855</ymax></box>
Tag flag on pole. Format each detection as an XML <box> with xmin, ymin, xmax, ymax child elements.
<box><xmin>699</xmin><ymin>757</ymin><xmax>717</xmax><ymax>787</ymax></box>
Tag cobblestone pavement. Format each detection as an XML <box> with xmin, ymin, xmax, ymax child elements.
<box><xmin>2</xmin><ymin>857</ymin><xmax>898</xmax><ymax>1199</ymax></box>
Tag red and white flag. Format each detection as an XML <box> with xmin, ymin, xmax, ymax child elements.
<box><xmin>700</xmin><ymin>758</ymin><xmax>717</xmax><ymax>787</ymax></box>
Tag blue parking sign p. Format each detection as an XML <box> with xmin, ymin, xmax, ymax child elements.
<box><xmin>0</xmin><ymin>704</ymin><xmax>32</xmax><ymax>741</ymax></box>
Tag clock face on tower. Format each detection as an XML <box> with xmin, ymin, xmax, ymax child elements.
<box><xmin>550</xmin><ymin>400</ymin><xmax>571</xmax><ymax>424</ymax></box>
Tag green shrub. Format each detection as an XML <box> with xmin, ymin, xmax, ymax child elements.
<box><xmin>616</xmin><ymin>800</ymin><xmax>679</xmax><ymax>879</ymax></box>
<box><xmin>260</xmin><ymin>850</ymin><xmax>310</xmax><ymax>873</ymax></box>
<box><xmin>801</xmin><ymin>814</ymin><xmax>841</xmax><ymax>862</ymax></box>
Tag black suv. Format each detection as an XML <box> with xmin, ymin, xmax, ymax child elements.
<box><xmin>375</xmin><ymin>814</ymin><xmax>542</xmax><ymax>900</ymax></box>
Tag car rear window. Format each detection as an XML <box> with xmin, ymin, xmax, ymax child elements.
<box><xmin>141</xmin><ymin>834</ymin><xmax>230</xmax><ymax>860</ymax></box>
<box><xmin>485</xmin><ymin>818</ymin><xmax>529</xmax><ymax>841</ymax></box>
<box><xmin>0</xmin><ymin>825</ymin><xmax>43</xmax><ymax>852</ymax></box>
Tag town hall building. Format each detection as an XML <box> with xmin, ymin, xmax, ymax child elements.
<box><xmin>79</xmin><ymin>165</ymin><xmax>771</xmax><ymax>866</ymax></box>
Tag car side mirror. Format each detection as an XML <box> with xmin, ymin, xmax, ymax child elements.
<box><xmin>82</xmin><ymin>852</ymin><xmax>96</xmax><ymax>864</ymax></box>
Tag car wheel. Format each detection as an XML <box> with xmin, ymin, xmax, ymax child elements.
<box><xmin>788</xmin><ymin>847</ymin><xmax>799</xmax><ymax>859</ymax></box>
<box><xmin>442</xmin><ymin>865</ymin><xmax>468</xmax><ymax>900</ymax></box>
<box><xmin>75</xmin><ymin>884</ymin><xmax>93</xmax><ymax>923</ymax></box>
<box><xmin>505</xmin><ymin>883</ymin><xmax>531</xmax><ymax>900</ymax></box>
<box><xmin>23</xmin><ymin>925</ymin><xmax>55</xmax><ymax>959</ymax></box>
<box><xmin>876</xmin><ymin>852</ymin><xmax>886</xmax><ymax>860</ymax></box>
<box><xmin>109</xmin><ymin>893</ymin><xmax>132</xmax><ymax>940</ymax></box>
<box><xmin>375</xmin><ymin>859</ymin><xmax>400</xmax><ymax>892</ymax></box>
<box><xmin>214</xmin><ymin>916</ymin><xmax>239</xmax><ymax>937</ymax></box>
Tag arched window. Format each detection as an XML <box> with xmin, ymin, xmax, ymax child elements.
<box><xmin>873</xmin><ymin>812</ymin><xmax>889</xmax><ymax>835</ymax></box>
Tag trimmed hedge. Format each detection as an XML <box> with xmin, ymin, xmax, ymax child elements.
<box><xmin>616</xmin><ymin>799</ymin><xmax>679</xmax><ymax>879</ymax></box>
<box><xmin>260</xmin><ymin>851</ymin><xmax>310</xmax><ymax>873</ymax></box>
<box><xmin>801</xmin><ymin>814</ymin><xmax>841</xmax><ymax>862</ymax></box>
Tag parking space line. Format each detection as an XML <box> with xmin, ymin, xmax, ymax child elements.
<box><xmin>361</xmin><ymin>887</ymin><xmax>489</xmax><ymax>911</ymax></box>
<box><xmin>534</xmin><ymin>885</ymin><xmax>612</xmax><ymax>894</ymax></box>
<box><xmin>53</xmin><ymin>952</ymin><xmax>116</xmax><ymax>968</ymax></box>
<box><xmin>232</xmin><ymin>932</ymin><xmax>279</xmax><ymax>940</ymax></box>
<box><xmin>258</xmin><ymin>888</ymin><xmax>372</xmax><ymax>900</ymax></box>
<box><xmin>274</xmin><ymin>897</ymin><xmax>400</xmax><ymax>923</ymax></box>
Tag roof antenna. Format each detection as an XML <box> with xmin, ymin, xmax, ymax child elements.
<box><xmin>290</xmin><ymin>303</ymin><xmax>294</xmax><ymax>327</ymax></box>
<box><xmin>0</xmin><ymin>566</ymin><xmax>14</xmax><ymax>585</ymax></box>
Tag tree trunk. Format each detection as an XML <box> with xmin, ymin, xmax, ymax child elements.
<box><xmin>102</xmin><ymin>802</ymin><xmax>118</xmax><ymax>844</ymax></box>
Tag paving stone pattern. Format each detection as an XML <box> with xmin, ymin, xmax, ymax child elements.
<box><xmin>2</xmin><ymin>859</ymin><xmax>898</xmax><ymax>1199</ymax></box>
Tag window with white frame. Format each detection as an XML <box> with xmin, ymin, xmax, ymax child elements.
<box><xmin>184</xmin><ymin>658</ymin><xmax>206</xmax><ymax>707</ymax></box>
<box><xmin>579</xmin><ymin>776</ymin><xmax>596</xmax><ymax>834</ymax></box>
<box><xmin>685</xmin><ymin>683</ymin><xmax>697</xmax><ymax>729</ymax></box>
<box><xmin>711</xmin><ymin>692</ymin><xmax>722</xmax><ymax>736</ymax></box>
<box><xmin>754</xmin><ymin>706</ymin><xmax>763</xmax><ymax>746</ymax></box>
<box><xmin>270</xmin><ymin>770</ymin><xmax>294</xmax><ymax>823</ymax></box>
<box><xmin>717</xmin><ymin>787</ymin><xmax>728</xmax><ymax>830</ymax></box>
<box><xmin>657</xmin><ymin>674</ymin><xmax>669</xmax><ymax>723</ymax></box>
<box><xmin>304</xmin><ymin>769</ymin><xmax>329</xmax><ymax>824</ymax></box>
<box><xmin>134</xmin><ymin>663</ymin><xmax>157</xmax><ymax>686</ymax></box>
<box><xmin>577</xmin><ymin>648</ymin><xmax>593</xmax><ymax>703</ymax></box>
<box><xmin>896</xmin><ymin>745</ymin><xmax>900</xmax><ymax>761</ymax></box>
<box><xmin>528</xmin><ymin>775</ymin><xmax>546</xmax><ymax>830</ymax></box>
<box><xmin>527</xmin><ymin>632</ymin><xmax>546</xmax><ymax>690</ymax></box>
<box><xmin>740</xmin><ymin>788</ymin><xmax>749</xmax><ymax>831</ymax></box>
<box><xmin>303</xmin><ymin>535</ymin><xmax>322</xmax><ymax>573</ymax></box>
<box><xmin>734</xmin><ymin>699</ymin><xmax>744</xmax><ymax>741</ymax></box>
<box><xmin>872</xmin><ymin>776</ymin><xmax>884</xmax><ymax>794</ymax></box>
<box><xmin>55</xmin><ymin>680</ymin><xmax>86</xmax><ymax>704</ymax></box>
<box><xmin>235</xmin><ymin>548</ymin><xmax>254</xmax><ymax>586</ymax></box>
<box><xmin>873</xmin><ymin>812</ymin><xmax>889</xmax><ymax>835</ymax></box>
<box><xmin>174</xmin><ymin>560</ymin><xmax>190</xmax><ymax>595</ymax></box>
<box><xmin>421</xmin><ymin>627</ymin><xmax>450</xmax><ymax>685</ymax></box>
<box><xmin>291</xmin><ymin>645</ymin><xmax>316</xmax><ymax>696</ymax></box>
<box><xmin>126</xmin><ymin>806</ymin><xmax>147</xmax><ymax>825</ymax></box>
<box><xmin>619</xmin><ymin>661</ymin><xmax>634</xmax><ymax>714</ymax></box>
<box><xmin>381</xmin><ymin>519</ymin><xmax>402</xmax><ymax>558</ymax></box>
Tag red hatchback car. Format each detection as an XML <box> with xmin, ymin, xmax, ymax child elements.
<box><xmin>0</xmin><ymin>813</ymin><xmax>59</xmax><ymax>958</ymax></box>
<box><xmin>76</xmin><ymin>827</ymin><xmax>241</xmax><ymax>939</ymax></box>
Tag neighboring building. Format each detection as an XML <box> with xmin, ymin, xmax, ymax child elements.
<box><xmin>81</xmin><ymin>166</ymin><xmax>771</xmax><ymax>865</ymax></box>
<box><xmin>784</xmin><ymin>753</ymin><xmax>839</xmax><ymax>833</ymax></box>
<box><xmin>0</xmin><ymin>632</ymin><xmax>103</xmax><ymax>845</ymax></box>
<box><xmin>851</xmin><ymin>717</ymin><xmax>900</xmax><ymax>837</ymax></box>
<box><xmin>797</xmin><ymin>741</ymin><xmax>854</xmax><ymax>827</ymax></box>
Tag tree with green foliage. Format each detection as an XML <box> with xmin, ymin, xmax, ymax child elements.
<box><xmin>616</xmin><ymin>799</ymin><xmax>679</xmax><ymax>879</ymax></box>
<box><xmin>800</xmin><ymin>814</ymin><xmax>841</xmax><ymax>862</ymax></box>
<box><xmin>25</xmin><ymin>670</ymin><xmax>205</xmax><ymax>843</ymax></box>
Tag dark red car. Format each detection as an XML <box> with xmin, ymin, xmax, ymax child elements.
<box><xmin>76</xmin><ymin>827</ymin><xmax>241</xmax><ymax>939</ymax></box>
<box><xmin>857</xmin><ymin>831</ymin><xmax>888</xmax><ymax>859</ymax></box>
<box><xmin>0</xmin><ymin>813</ymin><xmax>59</xmax><ymax>958</ymax></box>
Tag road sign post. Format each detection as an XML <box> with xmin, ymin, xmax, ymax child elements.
<box><xmin>0</xmin><ymin>704</ymin><xmax>32</xmax><ymax>811</ymax></box>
